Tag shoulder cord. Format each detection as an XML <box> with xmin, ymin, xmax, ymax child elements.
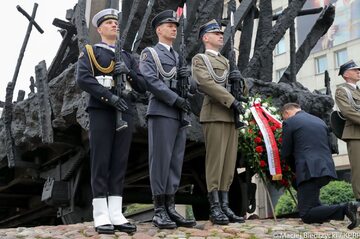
<box><xmin>197</xmin><ymin>54</ymin><xmax>228</xmax><ymax>84</ymax></box>
<box><xmin>146</xmin><ymin>47</ymin><xmax>177</xmax><ymax>79</ymax></box>
<box><xmin>85</xmin><ymin>44</ymin><xmax>115</xmax><ymax>74</ymax></box>
<box><xmin>341</xmin><ymin>86</ymin><xmax>360</xmax><ymax>111</ymax></box>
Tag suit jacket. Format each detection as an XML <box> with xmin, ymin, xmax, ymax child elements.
<box><xmin>77</xmin><ymin>44</ymin><xmax>146</xmax><ymax>114</ymax></box>
<box><xmin>335</xmin><ymin>83</ymin><xmax>360</xmax><ymax>139</ymax></box>
<box><xmin>139</xmin><ymin>43</ymin><xmax>181</xmax><ymax>120</ymax></box>
<box><xmin>281</xmin><ymin>111</ymin><xmax>337</xmax><ymax>185</ymax></box>
<box><xmin>192</xmin><ymin>51</ymin><xmax>235</xmax><ymax>123</ymax></box>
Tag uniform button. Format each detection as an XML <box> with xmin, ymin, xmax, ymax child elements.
<box><xmin>101</xmin><ymin>97</ymin><xmax>104</xmax><ymax>100</ymax></box>
<box><xmin>105</xmin><ymin>99</ymin><xmax>108</xmax><ymax>102</ymax></box>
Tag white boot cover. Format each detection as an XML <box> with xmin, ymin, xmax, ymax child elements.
<box><xmin>92</xmin><ymin>198</ymin><xmax>112</xmax><ymax>227</ymax></box>
<box><xmin>108</xmin><ymin>196</ymin><xmax>129</xmax><ymax>225</ymax></box>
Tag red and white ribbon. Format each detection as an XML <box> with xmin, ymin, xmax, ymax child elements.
<box><xmin>250</xmin><ymin>103</ymin><xmax>282</xmax><ymax>180</ymax></box>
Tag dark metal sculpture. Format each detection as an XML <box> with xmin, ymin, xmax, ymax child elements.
<box><xmin>0</xmin><ymin>0</ymin><xmax>338</xmax><ymax>227</ymax></box>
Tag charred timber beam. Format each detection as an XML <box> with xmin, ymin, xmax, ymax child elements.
<box><xmin>132</xmin><ymin>0</ymin><xmax>154</xmax><ymax>53</ymax></box>
<box><xmin>272</xmin><ymin>7</ymin><xmax>323</xmax><ymax>21</ymax></box>
<box><xmin>35</xmin><ymin>61</ymin><xmax>54</xmax><ymax>144</ymax></box>
<box><xmin>238</xmin><ymin>5</ymin><xmax>255</xmax><ymax>71</ymax></box>
<box><xmin>16</xmin><ymin>90</ymin><xmax>25</xmax><ymax>102</ymax></box>
<box><xmin>279</xmin><ymin>5</ymin><xmax>335</xmax><ymax>83</ymax></box>
<box><xmin>0</xmin><ymin>101</ymin><xmax>4</xmax><ymax>108</ymax></box>
<box><xmin>221</xmin><ymin>0</ymin><xmax>256</xmax><ymax>56</ymax></box>
<box><xmin>252</xmin><ymin>0</ymin><xmax>273</xmax><ymax>82</ymax></box>
<box><xmin>47</xmin><ymin>19</ymin><xmax>77</xmax><ymax>80</ymax></box>
<box><xmin>4</xmin><ymin>82</ymin><xmax>15</xmax><ymax>168</ymax></box>
<box><xmin>121</xmin><ymin>0</ymin><xmax>142</xmax><ymax>52</ymax></box>
<box><xmin>325</xmin><ymin>70</ymin><xmax>332</xmax><ymax>96</ymax></box>
<box><xmin>73</xmin><ymin>0</ymin><xmax>89</xmax><ymax>52</ymax></box>
<box><xmin>289</xmin><ymin>0</ymin><xmax>297</xmax><ymax>82</ymax></box>
<box><xmin>243</xmin><ymin>0</ymin><xmax>307</xmax><ymax>78</ymax></box>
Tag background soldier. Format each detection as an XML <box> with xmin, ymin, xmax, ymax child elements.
<box><xmin>77</xmin><ymin>8</ymin><xmax>146</xmax><ymax>234</ymax></box>
<box><xmin>335</xmin><ymin>60</ymin><xmax>360</xmax><ymax>203</ymax></box>
<box><xmin>191</xmin><ymin>19</ymin><xmax>245</xmax><ymax>225</ymax></box>
<box><xmin>139</xmin><ymin>10</ymin><xmax>196</xmax><ymax>229</ymax></box>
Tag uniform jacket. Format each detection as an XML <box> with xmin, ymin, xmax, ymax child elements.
<box><xmin>281</xmin><ymin>111</ymin><xmax>337</xmax><ymax>186</ymax></box>
<box><xmin>335</xmin><ymin>83</ymin><xmax>360</xmax><ymax>139</ymax></box>
<box><xmin>139</xmin><ymin>43</ymin><xmax>181</xmax><ymax>119</ymax></box>
<box><xmin>192</xmin><ymin>51</ymin><xmax>235</xmax><ymax>123</ymax></box>
<box><xmin>77</xmin><ymin>43</ymin><xmax>146</xmax><ymax>114</ymax></box>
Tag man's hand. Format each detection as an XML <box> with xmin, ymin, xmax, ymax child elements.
<box><xmin>228</xmin><ymin>70</ymin><xmax>241</xmax><ymax>83</ymax></box>
<box><xmin>113</xmin><ymin>62</ymin><xmax>130</xmax><ymax>77</ymax></box>
<box><xmin>231</xmin><ymin>100</ymin><xmax>245</xmax><ymax>115</ymax></box>
<box><xmin>178</xmin><ymin>66</ymin><xmax>191</xmax><ymax>79</ymax></box>
<box><xmin>109</xmin><ymin>95</ymin><xmax>128</xmax><ymax>112</ymax></box>
<box><xmin>174</xmin><ymin>97</ymin><xmax>191</xmax><ymax>112</ymax></box>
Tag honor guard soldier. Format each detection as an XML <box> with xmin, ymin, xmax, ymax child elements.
<box><xmin>139</xmin><ymin>10</ymin><xmax>196</xmax><ymax>229</ymax></box>
<box><xmin>76</xmin><ymin>8</ymin><xmax>146</xmax><ymax>234</ymax></box>
<box><xmin>191</xmin><ymin>20</ymin><xmax>245</xmax><ymax>225</ymax></box>
<box><xmin>335</xmin><ymin>60</ymin><xmax>360</xmax><ymax>204</ymax></box>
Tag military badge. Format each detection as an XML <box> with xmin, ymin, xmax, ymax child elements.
<box><xmin>78</xmin><ymin>51</ymin><xmax>84</xmax><ymax>59</ymax></box>
<box><xmin>141</xmin><ymin>52</ymin><xmax>147</xmax><ymax>61</ymax></box>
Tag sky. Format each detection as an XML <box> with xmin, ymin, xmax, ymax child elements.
<box><xmin>0</xmin><ymin>0</ymin><xmax>78</xmax><ymax>102</ymax></box>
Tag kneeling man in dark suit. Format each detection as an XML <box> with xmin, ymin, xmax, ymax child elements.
<box><xmin>281</xmin><ymin>103</ymin><xmax>359</xmax><ymax>229</ymax></box>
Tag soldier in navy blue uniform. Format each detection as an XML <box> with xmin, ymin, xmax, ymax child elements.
<box><xmin>77</xmin><ymin>8</ymin><xmax>146</xmax><ymax>235</ymax></box>
<box><xmin>139</xmin><ymin>10</ymin><xmax>196</xmax><ymax>229</ymax></box>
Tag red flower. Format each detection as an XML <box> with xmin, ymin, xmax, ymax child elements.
<box><xmin>254</xmin><ymin>137</ymin><xmax>262</xmax><ymax>144</ymax></box>
<box><xmin>280</xmin><ymin>179</ymin><xmax>289</xmax><ymax>187</ymax></box>
<box><xmin>249</xmin><ymin>120</ymin><xmax>256</xmax><ymax>125</ymax></box>
<box><xmin>255</xmin><ymin>146</ymin><xmax>264</xmax><ymax>154</ymax></box>
<box><xmin>271</xmin><ymin>126</ymin><xmax>277</xmax><ymax>132</ymax></box>
<box><xmin>259</xmin><ymin>160</ymin><xmax>267</xmax><ymax>168</ymax></box>
<box><xmin>258</xmin><ymin>131</ymin><xmax>262</xmax><ymax>136</ymax></box>
<box><xmin>248</xmin><ymin>129</ymin><xmax>253</xmax><ymax>134</ymax></box>
<box><xmin>278</xmin><ymin>137</ymin><xmax>282</xmax><ymax>143</ymax></box>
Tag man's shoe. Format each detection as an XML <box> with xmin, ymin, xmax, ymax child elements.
<box><xmin>345</xmin><ymin>201</ymin><xmax>359</xmax><ymax>230</ymax></box>
<box><xmin>153</xmin><ymin>195</ymin><xmax>177</xmax><ymax>229</ymax></box>
<box><xmin>208</xmin><ymin>190</ymin><xmax>229</xmax><ymax>225</ymax></box>
<box><xmin>114</xmin><ymin>222</ymin><xmax>137</xmax><ymax>233</ymax></box>
<box><xmin>219</xmin><ymin>191</ymin><xmax>245</xmax><ymax>223</ymax></box>
<box><xmin>95</xmin><ymin>224</ymin><xmax>115</xmax><ymax>234</ymax></box>
<box><xmin>165</xmin><ymin>194</ymin><xmax>196</xmax><ymax>227</ymax></box>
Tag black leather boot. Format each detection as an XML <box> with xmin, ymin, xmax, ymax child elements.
<box><xmin>165</xmin><ymin>194</ymin><xmax>196</xmax><ymax>227</ymax></box>
<box><xmin>208</xmin><ymin>190</ymin><xmax>229</xmax><ymax>225</ymax></box>
<box><xmin>345</xmin><ymin>201</ymin><xmax>359</xmax><ymax>230</ymax></box>
<box><xmin>219</xmin><ymin>191</ymin><xmax>245</xmax><ymax>223</ymax></box>
<box><xmin>153</xmin><ymin>195</ymin><xmax>177</xmax><ymax>229</ymax></box>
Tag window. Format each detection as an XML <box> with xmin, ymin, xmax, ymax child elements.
<box><xmin>275</xmin><ymin>68</ymin><xmax>286</xmax><ymax>82</ymax></box>
<box><xmin>315</xmin><ymin>55</ymin><xmax>327</xmax><ymax>74</ymax></box>
<box><xmin>335</xmin><ymin>49</ymin><xmax>348</xmax><ymax>68</ymax></box>
<box><xmin>275</xmin><ymin>37</ymin><xmax>286</xmax><ymax>55</ymax></box>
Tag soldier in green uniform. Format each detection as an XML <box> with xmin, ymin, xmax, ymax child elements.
<box><xmin>191</xmin><ymin>19</ymin><xmax>245</xmax><ymax>225</ymax></box>
<box><xmin>335</xmin><ymin>60</ymin><xmax>360</xmax><ymax>203</ymax></box>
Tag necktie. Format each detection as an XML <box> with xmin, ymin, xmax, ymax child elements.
<box><xmin>170</xmin><ymin>47</ymin><xmax>176</xmax><ymax>59</ymax></box>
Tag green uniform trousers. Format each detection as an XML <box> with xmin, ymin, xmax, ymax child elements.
<box><xmin>347</xmin><ymin>139</ymin><xmax>360</xmax><ymax>199</ymax></box>
<box><xmin>202</xmin><ymin>122</ymin><xmax>238</xmax><ymax>192</ymax></box>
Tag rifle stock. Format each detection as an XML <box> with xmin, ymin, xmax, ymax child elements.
<box><xmin>114</xmin><ymin>11</ymin><xmax>128</xmax><ymax>131</ymax></box>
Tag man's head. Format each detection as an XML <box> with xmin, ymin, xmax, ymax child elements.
<box><xmin>151</xmin><ymin>10</ymin><xmax>179</xmax><ymax>43</ymax></box>
<box><xmin>92</xmin><ymin>8</ymin><xmax>119</xmax><ymax>42</ymax></box>
<box><xmin>280</xmin><ymin>103</ymin><xmax>301</xmax><ymax>120</ymax></box>
<box><xmin>199</xmin><ymin>19</ymin><xmax>224</xmax><ymax>51</ymax></box>
<box><xmin>339</xmin><ymin>60</ymin><xmax>360</xmax><ymax>84</ymax></box>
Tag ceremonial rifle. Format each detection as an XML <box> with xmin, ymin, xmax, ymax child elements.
<box><xmin>229</xmin><ymin>11</ymin><xmax>248</xmax><ymax>129</ymax></box>
<box><xmin>114</xmin><ymin>7</ymin><xmax>128</xmax><ymax>131</ymax></box>
<box><xmin>177</xmin><ymin>2</ymin><xmax>192</xmax><ymax>128</ymax></box>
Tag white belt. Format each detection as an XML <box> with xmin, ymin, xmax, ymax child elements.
<box><xmin>96</xmin><ymin>75</ymin><xmax>114</xmax><ymax>89</ymax></box>
<box><xmin>95</xmin><ymin>75</ymin><xmax>133</xmax><ymax>91</ymax></box>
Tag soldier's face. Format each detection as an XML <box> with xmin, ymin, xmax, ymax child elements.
<box><xmin>204</xmin><ymin>32</ymin><xmax>223</xmax><ymax>49</ymax></box>
<box><xmin>157</xmin><ymin>23</ymin><xmax>177</xmax><ymax>40</ymax></box>
<box><xmin>97</xmin><ymin>19</ymin><xmax>118</xmax><ymax>40</ymax></box>
<box><xmin>343</xmin><ymin>68</ymin><xmax>360</xmax><ymax>82</ymax></box>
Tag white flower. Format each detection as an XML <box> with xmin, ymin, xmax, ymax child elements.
<box><xmin>244</xmin><ymin>109</ymin><xmax>251</xmax><ymax>118</ymax></box>
<box><xmin>254</xmin><ymin>98</ymin><xmax>261</xmax><ymax>104</ymax></box>
<box><xmin>262</xmin><ymin>102</ymin><xmax>269</xmax><ymax>108</ymax></box>
<box><xmin>244</xmin><ymin>120</ymin><xmax>249</xmax><ymax>126</ymax></box>
<box><xmin>239</xmin><ymin>115</ymin><xmax>244</xmax><ymax>121</ymax></box>
<box><xmin>268</xmin><ymin>107</ymin><xmax>277</xmax><ymax>112</ymax></box>
<box><xmin>240</xmin><ymin>128</ymin><xmax>246</xmax><ymax>134</ymax></box>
